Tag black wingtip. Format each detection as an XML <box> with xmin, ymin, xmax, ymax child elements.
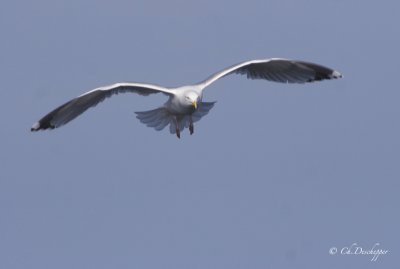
<box><xmin>31</xmin><ymin>122</ymin><xmax>40</xmax><ymax>132</ymax></box>
<box><xmin>331</xmin><ymin>70</ymin><xmax>343</xmax><ymax>79</ymax></box>
<box><xmin>30</xmin><ymin>121</ymin><xmax>56</xmax><ymax>132</ymax></box>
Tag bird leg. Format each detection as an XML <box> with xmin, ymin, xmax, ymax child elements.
<box><xmin>174</xmin><ymin>116</ymin><xmax>181</xmax><ymax>139</ymax></box>
<box><xmin>189</xmin><ymin>116</ymin><xmax>194</xmax><ymax>135</ymax></box>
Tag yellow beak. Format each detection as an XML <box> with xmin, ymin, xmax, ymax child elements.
<box><xmin>192</xmin><ymin>100</ymin><xmax>197</xmax><ymax>109</ymax></box>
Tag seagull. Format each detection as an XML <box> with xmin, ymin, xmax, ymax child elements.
<box><xmin>31</xmin><ymin>58</ymin><xmax>342</xmax><ymax>138</ymax></box>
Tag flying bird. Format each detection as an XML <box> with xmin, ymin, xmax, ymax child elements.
<box><xmin>31</xmin><ymin>58</ymin><xmax>342</xmax><ymax>138</ymax></box>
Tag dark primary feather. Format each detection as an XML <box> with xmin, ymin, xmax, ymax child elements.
<box><xmin>200</xmin><ymin>58</ymin><xmax>342</xmax><ymax>88</ymax></box>
<box><xmin>234</xmin><ymin>59</ymin><xmax>341</xmax><ymax>83</ymax></box>
<box><xmin>31</xmin><ymin>83</ymin><xmax>171</xmax><ymax>131</ymax></box>
<box><xmin>31</xmin><ymin>91</ymin><xmax>108</xmax><ymax>131</ymax></box>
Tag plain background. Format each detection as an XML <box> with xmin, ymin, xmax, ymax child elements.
<box><xmin>1</xmin><ymin>0</ymin><xmax>399</xmax><ymax>268</ymax></box>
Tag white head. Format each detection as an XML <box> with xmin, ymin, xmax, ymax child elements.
<box><xmin>184</xmin><ymin>91</ymin><xmax>200</xmax><ymax>109</ymax></box>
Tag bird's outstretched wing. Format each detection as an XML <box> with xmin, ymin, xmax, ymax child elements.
<box><xmin>31</xmin><ymin>82</ymin><xmax>173</xmax><ymax>131</ymax></box>
<box><xmin>199</xmin><ymin>58</ymin><xmax>342</xmax><ymax>89</ymax></box>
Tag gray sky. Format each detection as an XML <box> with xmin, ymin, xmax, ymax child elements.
<box><xmin>1</xmin><ymin>0</ymin><xmax>399</xmax><ymax>268</ymax></box>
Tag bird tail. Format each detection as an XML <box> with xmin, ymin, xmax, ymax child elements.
<box><xmin>135</xmin><ymin>102</ymin><xmax>216</xmax><ymax>135</ymax></box>
<box><xmin>135</xmin><ymin>107</ymin><xmax>172</xmax><ymax>131</ymax></box>
<box><xmin>191</xmin><ymin>101</ymin><xmax>216</xmax><ymax>123</ymax></box>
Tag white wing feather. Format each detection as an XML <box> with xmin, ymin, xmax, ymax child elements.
<box><xmin>31</xmin><ymin>82</ymin><xmax>173</xmax><ymax>131</ymax></box>
<box><xmin>199</xmin><ymin>58</ymin><xmax>342</xmax><ymax>89</ymax></box>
